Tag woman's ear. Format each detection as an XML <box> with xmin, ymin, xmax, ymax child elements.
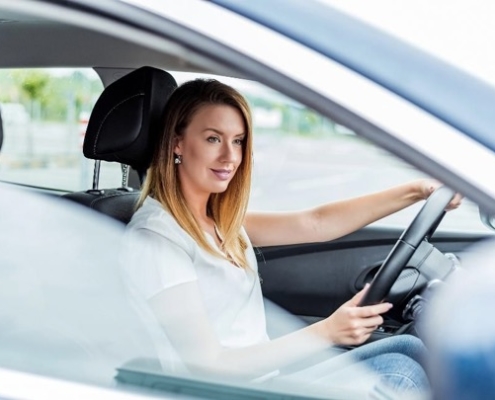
<box><xmin>173</xmin><ymin>135</ymin><xmax>183</xmax><ymax>156</ymax></box>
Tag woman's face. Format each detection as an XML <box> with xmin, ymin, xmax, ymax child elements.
<box><xmin>174</xmin><ymin>104</ymin><xmax>245</xmax><ymax>198</ymax></box>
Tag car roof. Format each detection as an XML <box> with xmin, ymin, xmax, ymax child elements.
<box><xmin>0</xmin><ymin>6</ymin><xmax>206</xmax><ymax>74</ymax></box>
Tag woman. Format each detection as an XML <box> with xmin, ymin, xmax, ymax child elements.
<box><xmin>126</xmin><ymin>79</ymin><xmax>461</xmax><ymax>396</ymax></box>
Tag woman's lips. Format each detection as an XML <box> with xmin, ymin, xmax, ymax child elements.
<box><xmin>211</xmin><ymin>169</ymin><xmax>232</xmax><ymax>181</ymax></box>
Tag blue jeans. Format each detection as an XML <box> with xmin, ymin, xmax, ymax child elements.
<box><xmin>276</xmin><ymin>335</ymin><xmax>429</xmax><ymax>397</ymax></box>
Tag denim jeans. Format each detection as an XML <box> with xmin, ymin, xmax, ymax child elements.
<box><xmin>274</xmin><ymin>334</ymin><xmax>429</xmax><ymax>398</ymax></box>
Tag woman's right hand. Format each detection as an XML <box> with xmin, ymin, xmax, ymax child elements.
<box><xmin>316</xmin><ymin>285</ymin><xmax>393</xmax><ymax>346</ymax></box>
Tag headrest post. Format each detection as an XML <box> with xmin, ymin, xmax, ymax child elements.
<box><xmin>121</xmin><ymin>164</ymin><xmax>129</xmax><ymax>188</ymax></box>
<box><xmin>92</xmin><ymin>160</ymin><xmax>101</xmax><ymax>190</ymax></box>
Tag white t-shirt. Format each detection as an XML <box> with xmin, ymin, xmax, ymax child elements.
<box><xmin>123</xmin><ymin>196</ymin><xmax>270</xmax><ymax>373</ymax></box>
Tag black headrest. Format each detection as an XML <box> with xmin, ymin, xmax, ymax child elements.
<box><xmin>83</xmin><ymin>66</ymin><xmax>177</xmax><ymax>172</ymax></box>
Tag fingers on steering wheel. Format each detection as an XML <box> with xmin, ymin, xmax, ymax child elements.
<box><xmin>447</xmin><ymin>192</ymin><xmax>463</xmax><ymax>210</ymax></box>
<box><xmin>359</xmin><ymin>303</ymin><xmax>392</xmax><ymax>318</ymax></box>
<box><xmin>349</xmin><ymin>286</ymin><xmax>369</xmax><ymax>305</ymax></box>
<box><xmin>361</xmin><ymin>315</ymin><xmax>384</xmax><ymax>329</ymax></box>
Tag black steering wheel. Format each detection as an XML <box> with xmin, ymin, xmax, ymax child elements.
<box><xmin>359</xmin><ymin>185</ymin><xmax>456</xmax><ymax>306</ymax></box>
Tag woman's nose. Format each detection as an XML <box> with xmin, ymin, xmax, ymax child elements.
<box><xmin>220</xmin><ymin>142</ymin><xmax>240</xmax><ymax>163</ymax></box>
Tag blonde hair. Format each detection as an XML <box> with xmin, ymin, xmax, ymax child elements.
<box><xmin>139</xmin><ymin>79</ymin><xmax>253</xmax><ymax>268</ymax></box>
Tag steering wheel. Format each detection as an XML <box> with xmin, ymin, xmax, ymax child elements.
<box><xmin>359</xmin><ymin>185</ymin><xmax>456</xmax><ymax>306</ymax></box>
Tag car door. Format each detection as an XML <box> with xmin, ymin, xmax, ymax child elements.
<box><xmin>257</xmin><ymin>226</ymin><xmax>489</xmax><ymax>323</ymax></box>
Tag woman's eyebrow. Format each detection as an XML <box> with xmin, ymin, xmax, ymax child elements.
<box><xmin>202</xmin><ymin>128</ymin><xmax>246</xmax><ymax>137</ymax></box>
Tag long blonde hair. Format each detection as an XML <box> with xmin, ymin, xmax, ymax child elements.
<box><xmin>139</xmin><ymin>79</ymin><xmax>253</xmax><ymax>268</ymax></box>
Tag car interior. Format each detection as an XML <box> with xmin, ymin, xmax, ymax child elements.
<box><xmin>1</xmin><ymin>2</ymin><xmax>494</xmax><ymax>397</ymax></box>
<box><xmin>2</xmin><ymin>1</ymin><xmax>491</xmax><ymax>334</ymax></box>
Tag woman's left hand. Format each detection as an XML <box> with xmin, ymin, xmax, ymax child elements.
<box><xmin>419</xmin><ymin>179</ymin><xmax>463</xmax><ymax>210</ymax></box>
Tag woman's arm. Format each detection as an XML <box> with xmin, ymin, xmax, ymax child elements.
<box><xmin>130</xmin><ymin>220</ymin><xmax>393</xmax><ymax>378</ymax></box>
<box><xmin>149</xmin><ymin>282</ymin><xmax>390</xmax><ymax>379</ymax></box>
<box><xmin>245</xmin><ymin>179</ymin><xmax>461</xmax><ymax>247</ymax></box>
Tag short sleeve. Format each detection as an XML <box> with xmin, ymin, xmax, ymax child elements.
<box><xmin>124</xmin><ymin>228</ymin><xmax>198</xmax><ymax>300</ymax></box>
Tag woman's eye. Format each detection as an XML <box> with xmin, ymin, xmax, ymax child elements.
<box><xmin>207</xmin><ymin>137</ymin><xmax>220</xmax><ymax>143</ymax></box>
<box><xmin>233</xmin><ymin>138</ymin><xmax>245</xmax><ymax>146</ymax></box>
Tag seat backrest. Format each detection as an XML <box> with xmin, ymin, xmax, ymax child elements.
<box><xmin>63</xmin><ymin>66</ymin><xmax>178</xmax><ymax>223</ymax></box>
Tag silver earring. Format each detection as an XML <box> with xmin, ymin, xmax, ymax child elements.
<box><xmin>174</xmin><ymin>155</ymin><xmax>182</xmax><ymax>164</ymax></box>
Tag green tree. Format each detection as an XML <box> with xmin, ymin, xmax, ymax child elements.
<box><xmin>13</xmin><ymin>70</ymin><xmax>50</xmax><ymax>120</ymax></box>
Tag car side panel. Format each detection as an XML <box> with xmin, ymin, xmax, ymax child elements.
<box><xmin>257</xmin><ymin>226</ymin><xmax>488</xmax><ymax>319</ymax></box>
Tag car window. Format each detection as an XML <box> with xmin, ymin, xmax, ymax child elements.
<box><xmin>0</xmin><ymin>68</ymin><xmax>485</xmax><ymax>232</ymax></box>
<box><xmin>172</xmin><ymin>72</ymin><xmax>488</xmax><ymax>233</ymax></box>
<box><xmin>0</xmin><ymin>68</ymin><xmax>122</xmax><ymax>192</ymax></box>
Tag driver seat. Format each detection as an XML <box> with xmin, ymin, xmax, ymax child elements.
<box><xmin>63</xmin><ymin>66</ymin><xmax>177</xmax><ymax>223</ymax></box>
